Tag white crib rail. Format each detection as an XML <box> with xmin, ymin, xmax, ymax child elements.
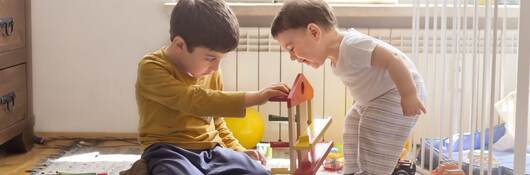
<box><xmin>514</xmin><ymin>1</ymin><xmax>529</xmax><ymax>174</ymax></box>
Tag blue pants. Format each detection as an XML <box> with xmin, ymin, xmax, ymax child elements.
<box><xmin>142</xmin><ymin>143</ymin><xmax>269</xmax><ymax>175</ymax></box>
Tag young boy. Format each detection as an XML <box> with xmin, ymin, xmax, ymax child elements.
<box><xmin>271</xmin><ymin>0</ymin><xmax>427</xmax><ymax>174</ymax></box>
<box><xmin>135</xmin><ymin>0</ymin><xmax>289</xmax><ymax>174</ymax></box>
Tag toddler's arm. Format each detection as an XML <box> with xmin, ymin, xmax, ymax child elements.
<box><xmin>371</xmin><ymin>45</ymin><xmax>426</xmax><ymax>116</ymax></box>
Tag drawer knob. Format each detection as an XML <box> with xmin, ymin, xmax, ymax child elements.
<box><xmin>0</xmin><ymin>91</ymin><xmax>16</xmax><ymax>112</ymax></box>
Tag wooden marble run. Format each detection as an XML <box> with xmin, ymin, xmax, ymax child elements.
<box><xmin>269</xmin><ymin>73</ymin><xmax>333</xmax><ymax>175</ymax></box>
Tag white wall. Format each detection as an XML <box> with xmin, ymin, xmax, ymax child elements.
<box><xmin>32</xmin><ymin>0</ymin><xmax>170</xmax><ymax>132</ymax></box>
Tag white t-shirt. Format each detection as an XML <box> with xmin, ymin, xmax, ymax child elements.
<box><xmin>332</xmin><ymin>29</ymin><xmax>422</xmax><ymax>105</ymax></box>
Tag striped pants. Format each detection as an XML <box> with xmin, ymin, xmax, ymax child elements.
<box><xmin>343</xmin><ymin>80</ymin><xmax>426</xmax><ymax>175</ymax></box>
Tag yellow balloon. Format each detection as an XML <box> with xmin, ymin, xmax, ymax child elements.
<box><xmin>224</xmin><ymin>108</ymin><xmax>264</xmax><ymax>149</ymax></box>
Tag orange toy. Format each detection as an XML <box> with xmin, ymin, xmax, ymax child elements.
<box><xmin>431</xmin><ymin>163</ymin><xmax>465</xmax><ymax>175</ymax></box>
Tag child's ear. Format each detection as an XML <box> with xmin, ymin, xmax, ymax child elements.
<box><xmin>172</xmin><ymin>36</ymin><xmax>188</xmax><ymax>54</ymax></box>
<box><xmin>307</xmin><ymin>23</ymin><xmax>321</xmax><ymax>41</ymax></box>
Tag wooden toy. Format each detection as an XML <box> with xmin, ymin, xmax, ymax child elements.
<box><xmin>269</xmin><ymin>73</ymin><xmax>333</xmax><ymax>175</ymax></box>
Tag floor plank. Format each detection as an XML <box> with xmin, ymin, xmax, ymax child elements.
<box><xmin>0</xmin><ymin>139</ymin><xmax>74</xmax><ymax>175</ymax></box>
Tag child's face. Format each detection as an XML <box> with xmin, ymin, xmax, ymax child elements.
<box><xmin>177</xmin><ymin>46</ymin><xmax>224</xmax><ymax>78</ymax></box>
<box><xmin>275</xmin><ymin>25</ymin><xmax>328</xmax><ymax>69</ymax></box>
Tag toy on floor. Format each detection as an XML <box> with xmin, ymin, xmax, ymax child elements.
<box><xmin>323</xmin><ymin>147</ymin><xmax>343</xmax><ymax>171</ymax></box>
<box><xmin>269</xmin><ymin>73</ymin><xmax>334</xmax><ymax>175</ymax></box>
<box><xmin>256</xmin><ymin>142</ymin><xmax>273</xmax><ymax>159</ymax></box>
<box><xmin>225</xmin><ymin>108</ymin><xmax>264</xmax><ymax>149</ymax></box>
<box><xmin>391</xmin><ymin>159</ymin><xmax>416</xmax><ymax>175</ymax></box>
<box><xmin>431</xmin><ymin>162</ymin><xmax>465</xmax><ymax>175</ymax></box>
<box><xmin>393</xmin><ymin>134</ymin><xmax>415</xmax><ymax>175</ymax></box>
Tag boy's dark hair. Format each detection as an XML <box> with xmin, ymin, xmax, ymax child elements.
<box><xmin>170</xmin><ymin>0</ymin><xmax>239</xmax><ymax>53</ymax></box>
<box><xmin>271</xmin><ymin>0</ymin><xmax>337</xmax><ymax>37</ymax></box>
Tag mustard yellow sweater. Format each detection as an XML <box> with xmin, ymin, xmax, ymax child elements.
<box><xmin>135</xmin><ymin>48</ymin><xmax>246</xmax><ymax>151</ymax></box>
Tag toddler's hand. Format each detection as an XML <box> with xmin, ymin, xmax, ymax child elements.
<box><xmin>401</xmin><ymin>95</ymin><xmax>426</xmax><ymax>117</ymax></box>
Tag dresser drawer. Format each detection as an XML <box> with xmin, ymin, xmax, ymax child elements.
<box><xmin>0</xmin><ymin>0</ymin><xmax>26</xmax><ymax>53</ymax></box>
<box><xmin>0</xmin><ymin>64</ymin><xmax>27</xmax><ymax>130</ymax></box>
<box><xmin>0</xmin><ymin>48</ymin><xmax>26</xmax><ymax>70</ymax></box>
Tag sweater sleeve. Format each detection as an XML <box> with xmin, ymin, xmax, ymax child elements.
<box><xmin>137</xmin><ymin>61</ymin><xmax>246</xmax><ymax>117</ymax></box>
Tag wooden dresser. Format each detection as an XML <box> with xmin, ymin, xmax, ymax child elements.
<box><xmin>0</xmin><ymin>0</ymin><xmax>33</xmax><ymax>153</ymax></box>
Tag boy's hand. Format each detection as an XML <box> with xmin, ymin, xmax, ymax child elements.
<box><xmin>401</xmin><ymin>95</ymin><xmax>426</xmax><ymax>117</ymax></box>
<box><xmin>245</xmin><ymin>83</ymin><xmax>290</xmax><ymax>107</ymax></box>
<box><xmin>243</xmin><ymin>150</ymin><xmax>267</xmax><ymax>166</ymax></box>
<box><xmin>259</xmin><ymin>83</ymin><xmax>290</xmax><ymax>102</ymax></box>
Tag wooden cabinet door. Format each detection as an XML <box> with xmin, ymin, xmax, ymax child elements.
<box><xmin>0</xmin><ymin>64</ymin><xmax>27</xmax><ymax>130</ymax></box>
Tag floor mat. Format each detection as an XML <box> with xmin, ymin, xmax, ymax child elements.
<box><xmin>31</xmin><ymin>138</ymin><xmax>141</xmax><ymax>175</ymax></box>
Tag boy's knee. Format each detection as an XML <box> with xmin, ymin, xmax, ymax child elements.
<box><xmin>236</xmin><ymin>156</ymin><xmax>269</xmax><ymax>174</ymax></box>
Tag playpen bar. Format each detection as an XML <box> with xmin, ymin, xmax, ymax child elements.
<box><xmin>479</xmin><ymin>0</ymin><xmax>493</xmax><ymax>173</ymax></box>
<box><xmin>514</xmin><ymin>1</ymin><xmax>530</xmax><ymax>174</ymax></box>
<box><xmin>487</xmin><ymin>0</ymin><xmax>499</xmax><ymax>173</ymax></box>
<box><xmin>458</xmin><ymin>0</ymin><xmax>468</xmax><ymax>168</ymax></box>
<box><xmin>412</xmin><ymin>0</ymin><xmax>418</xmax><ymax>66</ymax></box>
<box><xmin>422</xmin><ymin>0</ymin><xmax>431</xmax><ymax>170</ymax></box>
<box><xmin>499</xmin><ymin>1</ymin><xmax>508</xmax><ymax>105</ymax></box>
<box><xmin>439</xmin><ymin>0</ymin><xmax>448</xmax><ymax>162</ymax></box>
<box><xmin>410</xmin><ymin>1</ymin><xmax>417</xmax><ymax>158</ymax></box>
<box><xmin>449</xmin><ymin>0</ymin><xmax>460</xmax><ymax>164</ymax></box>
<box><xmin>433</xmin><ymin>0</ymin><xmax>442</xmax><ymax>168</ymax></box>
<box><xmin>468</xmin><ymin>0</ymin><xmax>480</xmax><ymax>174</ymax></box>
<box><xmin>447</xmin><ymin>0</ymin><xmax>456</xmax><ymax>166</ymax></box>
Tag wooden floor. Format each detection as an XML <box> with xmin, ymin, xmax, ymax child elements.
<box><xmin>0</xmin><ymin>133</ymin><xmax>138</xmax><ymax>175</ymax></box>
<box><xmin>0</xmin><ymin>139</ymin><xmax>74</xmax><ymax>175</ymax></box>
